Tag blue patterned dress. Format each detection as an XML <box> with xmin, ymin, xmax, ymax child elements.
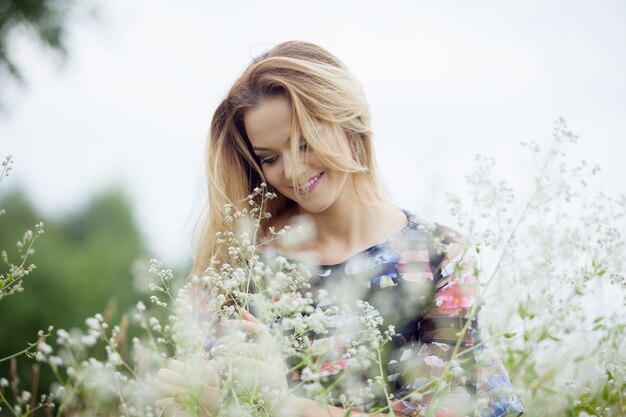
<box><xmin>283</xmin><ymin>209</ymin><xmax>524</xmax><ymax>417</ymax></box>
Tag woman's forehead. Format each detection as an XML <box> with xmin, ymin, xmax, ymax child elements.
<box><xmin>244</xmin><ymin>96</ymin><xmax>293</xmax><ymax>149</ymax></box>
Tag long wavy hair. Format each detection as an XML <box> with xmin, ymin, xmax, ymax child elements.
<box><xmin>192</xmin><ymin>40</ymin><xmax>389</xmax><ymax>275</ymax></box>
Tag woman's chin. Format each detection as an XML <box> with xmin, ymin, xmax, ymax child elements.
<box><xmin>295</xmin><ymin>200</ymin><xmax>335</xmax><ymax>215</ymax></box>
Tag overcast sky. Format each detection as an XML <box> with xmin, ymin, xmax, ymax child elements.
<box><xmin>1</xmin><ymin>0</ymin><xmax>625</xmax><ymax>266</ymax></box>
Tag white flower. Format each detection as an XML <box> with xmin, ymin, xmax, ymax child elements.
<box><xmin>149</xmin><ymin>317</ymin><xmax>162</xmax><ymax>332</ymax></box>
<box><xmin>107</xmin><ymin>349</ymin><xmax>122</xmax><ymax>366</ymax></box>
<box><xmin>81</xmin><ymin>334</ymin><xmax>98</xmax><ymax>347</ymax></box>
<box><xmin>49</xmin><ymin>356</ymin><xmax>63</xmax><ymax>366</ymax></box>
<box><xmin>20</xmin><ymin>391</ymin><xmax>31</xmax><ymax>402</ymax></box>
<box><xmin>85</xmin><ymin>317</ymin><xmax>101</xmax><ymax>331</ymax></box>
<box><xmin>56</xmin><ymin>329</ymin><xmax>70</xmax><ymax>344</ymax></box>
<box><xmin>0</xmin><ymin>378</ymin><xmax>8</xmax><ymax>388</ymax></box>
<box><xmin>38</xmin><ymin>342</ymin><xmax>53</xmax><ymax>355</ymax></box>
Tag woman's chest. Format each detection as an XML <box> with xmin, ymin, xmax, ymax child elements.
<box><xmin>305</xmin><ymin>240</ymin><xmax>437</xmax><ymax>342</ymax></box>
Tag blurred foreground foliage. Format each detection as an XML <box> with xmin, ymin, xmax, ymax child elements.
<box><xmin>0</xmin><ymin>187</ymin><xmax>147</xmax><ymax>387</ymax></box>
<box><xmin>0</xmin><ymin>120</ymin><xmax>624</xmax><ymax>416</ymax></box>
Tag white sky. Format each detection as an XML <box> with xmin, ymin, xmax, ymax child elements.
<box><xmin>1</xmin><ymin>0</ymin><xmax>625</xmax><ymax>266</ymax></box>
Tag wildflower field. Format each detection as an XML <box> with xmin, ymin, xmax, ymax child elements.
<box><xmin>1</xmin><ymin>119</ymin><xmax>624</xmax><ymax>417</ymax></box>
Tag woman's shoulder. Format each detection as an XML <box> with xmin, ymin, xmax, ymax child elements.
<box><xmin>397</xmin><ymin>210</ymin><xmax>464</xmax><ymax>249</ymax></box>
<box><xmin>394</xmin><ymin>210</ymin><xmax>473</xmax><ymax>270</ymax></box>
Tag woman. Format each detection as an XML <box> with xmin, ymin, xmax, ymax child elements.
<box><xmin>158</xmin><ymin>41</ymin><xmax>524</xmax><ymax>417</ymax></box>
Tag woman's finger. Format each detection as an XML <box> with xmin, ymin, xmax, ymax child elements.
<box><xmin>159</xmin><ymin>357</ymin><xmax>221</xmax><ymax>386</ymax></box>
<box><xmin>157</xmin><ymin>380</ymin><xmax>186</xmax><ymax>397</ymax></box>
<box><xmin>224</xmin><ymin>318</ymin><xmax>263</xmax><ymax>334</ymax></box>
<box><xmin>241</xmin><ymin>309</ymin><xmax>261</xmax><ymax>324</ymax></box>
<box><xmin>168</xmin><ymin>358</ymin><xmax>185</xmax><ymax>372</ymax></box>
<box><xmin>156</xmin><ymin>367</ymin><xmax>186</xmax><ymax>386</ymax></box>
<box><xmin>195</xmin><ymin>360</ymin><xmax>221</xmax><ymax>387</ymax></box>
<box><xmin>155</xmin><ymin>396</ymin><xmax>175</xmax><ymax>409</ymax></box>
<box><xmin>212</xmin><ymin>341</ymin><xmax>268</xmax><ymax>360</ymax></box>
<box><xmin>155</xmin><ymin>398</ymin><xmax>194</xmax><ymax>417</ymax></box>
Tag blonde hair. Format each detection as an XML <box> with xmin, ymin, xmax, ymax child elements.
<box><xmin>192</xmin><ymin>40</ymin><xmax>389</xmax><ymax>275</ymax></box>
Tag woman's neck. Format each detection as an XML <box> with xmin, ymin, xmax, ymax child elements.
<box><xmin>295</xmin><ymin>196</ymin><xmax>407</xmax><ymax>265</ymax></box>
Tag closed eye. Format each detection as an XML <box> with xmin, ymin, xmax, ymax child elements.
<box><xmin>260</xmin><ymin>155</ymin><xmax>278</xmax><ymax>165</ymax></box>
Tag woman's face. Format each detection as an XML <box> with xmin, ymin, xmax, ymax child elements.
<box><xmin>243</xmin><ymin>95</ymin><xmax>351</xmax><ymax>214</ymax></box>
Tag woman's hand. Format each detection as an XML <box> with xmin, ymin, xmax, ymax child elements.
<box><xmin>155</xmin><ymin>358</ymin><xmax>221</xmax><ymax>417</ymax></box>
<box><xmin>155</xmin><ymin>311</ymin><xmax>289</xmax><ymax>416</ymax></box>
<box><xmin>214</xmin><ymin>310</ymin><xmax>290</xmax><ymax>410</ymax></box>
<box><xmin>217</xmin><ymin>309</ymin><xmax>273</xmax><ymax>345</ymax></box>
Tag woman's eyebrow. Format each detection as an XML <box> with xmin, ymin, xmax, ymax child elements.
<box><xmin>252</xmin><ymin>146</ymin><xmax>272</xmax><ymax>151</ymax></box>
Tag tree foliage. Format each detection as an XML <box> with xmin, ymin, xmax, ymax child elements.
<box><xmin>0</xmin><ymin>187</ymin><xmax>147</xmax><ymax>382</ymax></box>
<box><xmin>0</xmin><ymin>0</ymin><xmax>79</xmax><ymax>106</ymax></box>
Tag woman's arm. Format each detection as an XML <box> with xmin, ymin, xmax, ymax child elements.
<box><xmin>225</xmin><ymin>313</ymin><xmax>391</xmax><ymax>417</ymax></box>
<box><xmin>285</xmin><ymin>397</ymin><xmax>387</xmax><ymax>417</ymax></box>
<box><xmin>388</xmin><ymin>228</ymin><xmax>524</xmax><ymax>417</ymax></box>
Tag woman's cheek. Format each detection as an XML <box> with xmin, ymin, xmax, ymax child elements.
<box><xmin>264</xmin><ymin>169</ymin><xmax>283</xmax><ymax>195</ymax></box>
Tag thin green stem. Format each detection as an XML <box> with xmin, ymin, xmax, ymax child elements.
<box><xmin>0</xmin><ymin>336</ymin><xmax>46</xmax><ymax>363</ymax></box>
<box><xmin>0</xmin><ymin>230</ymin><xmax>41</xmax><ymax>294</ymax></box>
<box><xmin>0</xmin><ymin>389</ymin><xmax>17</xmax><ymax>416</ymax></box>
<box><xmin>617</xmin><ymin>377</ymin><xmax>625</xmax><ymax>417</ymax></box>
<box><xmin>375</xmin><ymin>348</ymin><xmax>394</xmax><ymax>417</ymax></box>
<box><xmin>114</xmin><ymin>373</ymin><xmax>131</xmax><ymax>417</ymax></box>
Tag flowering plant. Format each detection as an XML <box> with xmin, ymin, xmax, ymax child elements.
<box><xmin>0</xmin><ymin>118</ymin><xmax>624</xmax><ymax>417</ymax></box>
<box><xmin>0</xmin><ymin>155</ymin><xmax>45</xmax><ymax>301</ymax></box>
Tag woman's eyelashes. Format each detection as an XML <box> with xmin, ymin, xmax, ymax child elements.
<box><xmin>259</xmin><ymin>141</ymin><xmax>310</xmax><ymax>165</ymax></box>
<box><xmin>260</xmin><ymin>155</ymin><xmax>278</xmax><ymax>165</ymax></box>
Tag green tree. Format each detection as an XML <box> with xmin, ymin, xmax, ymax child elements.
<box><xmin>0</xmin><ymin>0</ymin><xmax>86</xmax><ymax>106</ymax></box>
<box><xmin>0</xmin><ymin>187</ymin><xmax>148</xmax><ymax>390</ymax></box>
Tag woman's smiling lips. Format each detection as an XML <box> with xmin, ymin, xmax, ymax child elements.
<box><xmin>296</xmin><ymin>172</ymin><xmax>324</xmax><ymax>196</ymax></box>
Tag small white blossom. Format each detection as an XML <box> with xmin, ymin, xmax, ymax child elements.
<box><xmin>49</xmin><ymin>356</ymin><xmax>63</xmax><ymax>366</ymax></box>
<box><xmin>20</xmin><ymin>391</ymin><xmax>31</xmax><ymax>402</ymax></box>
<box><xmin>37</xmin><ymin>342</ymin><xmax>53</xmax><ymax>355</ymax></box>
<box><xmin>80</xmin><ymin>334</ymin><xmax>98</xmax><ymax>347</ymax></box>
<box><xmin>85</xmin><ymin>317</ymin><xmax>101</xmax><ymax>331</ymax></box>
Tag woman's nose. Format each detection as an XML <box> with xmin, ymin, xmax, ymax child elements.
<box><xmin>282</xmin><ymin>151</ymin><xmax>304</xmax><ymax>183</ymax></box>
<box><xmin>282</xmin><ymin>152</ymin><xmax>293</xmax><ymax>180</ymax></box>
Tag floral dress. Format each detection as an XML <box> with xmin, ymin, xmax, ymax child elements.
<box><xmin>284</xmin><ymin>209</ymin><xmax>524</xmax><ymax>417</ymax></box>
